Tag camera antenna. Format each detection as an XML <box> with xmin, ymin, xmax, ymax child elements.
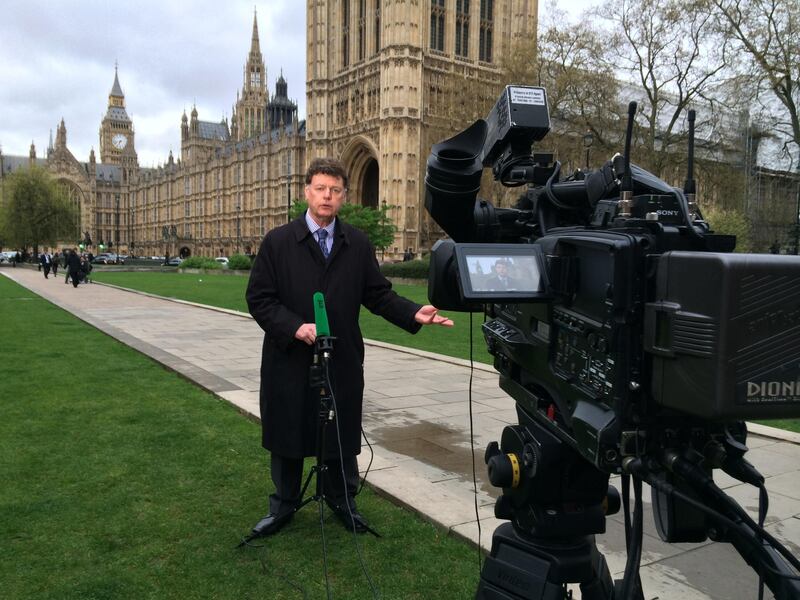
<box><xmin>684</xmin><ymin>109</ymin><xmax>697</xmax><ymax>220</ymax></box>
<box><xmin>619</xmin><ymin>102</ymin><xmax>637</xmax><ymax>217</ymax></box>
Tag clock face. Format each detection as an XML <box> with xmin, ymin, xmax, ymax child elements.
<box><xmin>112</xmin><ymin>133</ymin><xmax>127</xmax><ymax>150</ymax></box>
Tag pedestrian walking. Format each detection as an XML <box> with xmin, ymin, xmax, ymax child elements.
<box><xmin>39</xmin><ymin>252</ymin><xmax>52</xmax><ymax>278</ymax></box>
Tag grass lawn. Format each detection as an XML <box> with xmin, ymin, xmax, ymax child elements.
<box><xmin>0</xmin><ymin>275</ymin><xmax>480</xmax><ymax>599</ymax></box>
<box><xmin>91</xmin><ymin>271</ymin><xmax>493</xmax><ymax>364</ymax></box>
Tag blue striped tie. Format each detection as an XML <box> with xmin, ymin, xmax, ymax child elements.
<box><xmin>318</xmin><ymin>228</ymin><xmax>330</xmax><ymax>259</ymax></box>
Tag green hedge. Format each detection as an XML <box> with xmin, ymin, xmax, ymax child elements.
<box><xmin>227</xmin><ymin>254</ymin><xmax>252</xmax><ymax>270</ymax></box>
<box><xmin>380</xmin><ymin>256</ymin><xmax>430</xmax><ymax>279</ymax></box>
<box><xmin>180</xmin><ymin>256</ymin><xmax>221</xmax><ymax>269</ymax></box>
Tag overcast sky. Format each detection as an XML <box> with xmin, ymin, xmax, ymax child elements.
<box><xmin>0</xmin><ymin>0</ymin><xmax>594</xmax><ymax>167</ymax></box>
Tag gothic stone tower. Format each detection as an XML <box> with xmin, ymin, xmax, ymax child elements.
<box><xmin>99</xmin><ymin>67</ymin><xmax>138</xmax><ymax>178</ymax></box>
<box><xmin>232</xmin><ymin>11</ymin><xmax>269</xmax><ymax>141</ymax></box>
<box><xmin>306</xmin><ymin>0</ymin><xmax>538</xmax><ymax>256</ymax></box>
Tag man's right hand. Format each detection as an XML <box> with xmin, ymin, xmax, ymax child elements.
<box><xmin>294</xmin><ymin>323</ymin><xmax>317</xmax><ymax>345</ymax></box>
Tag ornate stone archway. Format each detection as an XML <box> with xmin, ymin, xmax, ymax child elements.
<box><xmin>56</xmin><ymin>178</ymin><xmax>86</xmax><ymax>245</ymax></box>
<box><xmin>340</xmin><ymin>136</ymin><xmax>379</xmax><ymax>208</ymax></box>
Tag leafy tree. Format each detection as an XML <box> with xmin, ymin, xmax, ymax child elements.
<box><xmin>712</xmin><ymin>0</ymin><xmax>800</xmax><ymax>168</ymax></box>
<box><xmin>519</xmin><ymin>7</ymin><xmax>625</xmax><ymax>155</ymax></box>
<box><xmin>289</xmin><ymin>200</ymin><xmax>397</xmax><ymax>252</ymax></box>
<box><xmin>599</xmin><ymin>0</ymin><xmax>732</xmax><ymax>177</ymax></box>
<box><xmin>0</xmin><ymin>167</ymin><xmax>78</xmax><ymax>255</ymax></box>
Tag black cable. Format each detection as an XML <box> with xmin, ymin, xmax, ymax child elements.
<box><xmin>621</xmin><ymin>474</ymin><xmax>632</xmax><ymax>548</ymax></box>
<box><xmin>356</xmin><ymin>427</ymin><xmax>375</xmax><ymax>497</ymax></box>
<box><xmin>468</xmin><ymin>310</ymin><xmax>482</xmax><ymax>572</ymax></box>
<box><xmin>619</xmin><ymin>476</ymin><xmax>644</xmax><ymax>600</ymax></box>
<box><xmin>326</xmin><ymin>359</ymin><xmax>381</xmax><ymax>599</ymax></box>
<box><xmin>758</xmin><ymin>484</ymin><xmax>770</xmax><ymax>600</ymax></box>
<box><xmin>317</xmin><ymin>490</ymin><xmax>333</xmax><ymax>600</ymax></box>
<box><xmin>259</xmin><ymin>553</ymin><xmax>310</xmax><ymax>599</ymax></box>
<box><xmin>632</xmin><ymin>465</ymin><xmax>800</xmax><ymax>581</ymax></box>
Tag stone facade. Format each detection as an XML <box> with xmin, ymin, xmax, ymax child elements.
<box><xmin>306</xmin><ymin>0</ymin><xmax>539</xmax><ymax>256</ymax></box>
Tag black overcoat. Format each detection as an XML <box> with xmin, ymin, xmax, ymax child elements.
<box><xmin>246</xmin><ymin>216</ymin><xmax>422</xmax><ymax>459</ymax></box>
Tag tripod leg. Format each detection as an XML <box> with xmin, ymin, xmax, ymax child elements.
<box><xmin>579</xmin><ymin>549</ymin><xmax>616</xmax><ymax>600</ymax></box>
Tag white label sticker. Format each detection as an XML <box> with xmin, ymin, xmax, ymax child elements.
<box><xmin>510</xmin><ymin>87</ymin><xmax>545</xmax><ymax>106</ymax></box>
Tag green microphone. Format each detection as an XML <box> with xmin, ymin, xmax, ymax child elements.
<box><xmin>313</xmin><ymin>292</ymin><xmax>330</xmax><ymax>337</ymax></box>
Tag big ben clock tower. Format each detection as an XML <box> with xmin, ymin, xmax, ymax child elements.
<box><xmin>99</xmin><ymin>66</ymin><xmax>138</xmax><ymax>170</ymax></box>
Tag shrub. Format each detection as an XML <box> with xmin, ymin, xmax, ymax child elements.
<box><xmin>180</xmin><ymin>256</ymin><xmax>221</xmax><ymax>269</ymax></box>
<box><xmin>380</xmin><ymin>256</ymin><xmax>430</xmax><ymax>279</ymax></box>
<box><xmin>703</xmin><ymin>204</ymin><xmax>753</xmax><ymax>253</ymax></box>
<box><xmin>227</xmin><ymin>254</ymin><xmax>252</xmax><ymax>270</ymax></box>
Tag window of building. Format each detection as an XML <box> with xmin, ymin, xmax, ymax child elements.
<box><xmin>184</xmin><ymin>176</ymin><xmax>190</xmax><ymax>196</ymax></box>
<box><xmin>430</xmin><ymin>0</ymin><xmax>445</xmax><ymax>52</ymax></box>
<box><xmin>479</xmin><ymin>0</ymin><xmax>494</xmax><ymax>62</ymax></box>
<box><xmin>358</xmin><ymin>0</ymin><xmax>366</xmax><ymax>61</ymax></box>
<box><xmin>185</xmin><ymin>201</ymin><xmax>190</xmax><ymax>218</ymax></box>
<box><xmin>343</xmin><ymin>0</ymin><xmax>350</xmax><ymax>67</ymax></box>
<box><xmin>199</xmin><ymin>222</ymin><xmax>204</xmax><ymax>238</ymax></box>
<box><xmin>374</xmin><ymin>2</ymin><xmax>381</xmax><ymax>53</ymax></box>
<box><xmin>456</xmin><ymin>0</ymin><xmax>470</xmax><ymax>58</ymax></box>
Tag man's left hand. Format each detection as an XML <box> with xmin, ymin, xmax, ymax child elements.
<box><xmin>414</xmin><ymin>305</ymin><xmax>454</xmax><ymax>327</ymax></box>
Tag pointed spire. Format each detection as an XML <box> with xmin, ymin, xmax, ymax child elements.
<box><xmin>250</xmin><ymin>8</ymin><xmax>261</xmax><ymax>55</ymax></box>
<box><xmin>110</xmin><ymin>63</ymin><xmax>124</xmax><ymax>97</ymax></box>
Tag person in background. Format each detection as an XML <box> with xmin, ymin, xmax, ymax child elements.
<box><xmin>66</xmin><ymin>248</ymin><xmax>81</xmax><ymax>288</ymax></box>
<box><xmin>39</xmin><ymin>251</ymin><xmax>52</xmax><ymax>278</ymax></box>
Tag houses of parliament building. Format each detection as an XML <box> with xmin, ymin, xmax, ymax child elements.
<box><xmin>1</xmin><ymin>2</ymin><xmax>537</xmax><ymax>258</ymax></box>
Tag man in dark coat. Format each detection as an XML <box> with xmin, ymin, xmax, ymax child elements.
<box><xmin>246</xmin><ymin>157</ymin><xmax>452</xmax><ymax>538</ymax></box>
<box><xmin>39</xmin><ymin>251</ymin><xmax>52</xmax><ymax>278</ymax></box>
<box><xmin>66</xmin><ymin>248</ymin><xmax>82</xmax><ymax>288</ymax></box>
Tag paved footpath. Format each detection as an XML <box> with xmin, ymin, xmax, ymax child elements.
<box><xmin>5</xmin><ymin>266</ymin><xmax>800</xmax><ymax>599</ymax></box>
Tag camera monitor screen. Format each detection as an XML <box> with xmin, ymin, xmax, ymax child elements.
<box><xmin>454</xmin><ymin>243</ymin><xmax>550</xmax><ymax>303</ymax></box>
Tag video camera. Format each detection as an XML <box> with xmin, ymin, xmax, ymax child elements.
<box><xmin>426</xmin><ymin>85</ymin><xmax>800</xmax><ymax>599</ymax></box>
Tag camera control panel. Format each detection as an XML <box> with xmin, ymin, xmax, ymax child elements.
<box><xmin>552</xmin><ymin>308</ymin><xmax>616</xmax><ymax>401</ymax></box>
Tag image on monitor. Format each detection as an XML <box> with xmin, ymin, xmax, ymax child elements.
<box><xmin>465</xmin><ymin>254</ymin><xmax>543</xmax><ymax>293</ymax></box>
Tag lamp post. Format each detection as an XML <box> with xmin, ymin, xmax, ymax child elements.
<box><xmin>583</xmin><ymin>130</ymin><xmax>594</xmax><ymax>169</ymax></box>
<box><xmin>236</xmin><ymin>203</ymin><xmax>242</xmax><ymax>254</ymax></box>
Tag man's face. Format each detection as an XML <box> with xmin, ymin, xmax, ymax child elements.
<box><xmin>305</xmin><ymin>173</ymin><xmax>346</xmax><ymax>226</ymax></box>
<box><xmin>495</xmin><ymin>262</ymin><xmax>508</xmax><ymax>277</ymax></box>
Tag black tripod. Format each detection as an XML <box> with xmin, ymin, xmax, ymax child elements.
<box><xmin>294</xmin><ymin>335</ymin><xmax>380</xmax><ymax>537</ymax></box>
<box><xmin>477</xmin><ymin>408</ymin><xmax>626</xmax><ymax>600</ymax></box>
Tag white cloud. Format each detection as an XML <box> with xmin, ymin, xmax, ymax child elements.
<box><xmin>0</xmin><ymin>0</ymin><xmax>306</xmax><ymax>166</ymax></box>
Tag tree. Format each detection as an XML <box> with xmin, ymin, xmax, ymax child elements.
<box><xmin>0</xmin><ymin>167</ymin><xmax>79</xmax><ymax>254</ymax></box>
<box><xmin>600</xmin><ymin>0</ymin><xmax>732</xmax><ymax>178</ymax></box>
<box><xmin>289</xmin><ymin>200</ymin><xmax>397</xmax><ymax>252</ymax></box>
<box><xmin>712</xmin><ymin>0</ymin><xmax>800</xmax><ymax>169</ymax></box>
<box><xmin>521</xmin><ymin>6</ymin><xmax>625</xmax><ymax>155</ymax></box>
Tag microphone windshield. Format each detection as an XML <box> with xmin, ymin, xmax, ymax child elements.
<box><xmin>313</xmin><ymin>292</ymin><xmax>330</xmax><ymax>337</ymax></box>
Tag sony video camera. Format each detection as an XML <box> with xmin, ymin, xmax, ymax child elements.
<box><xmin>426</xmin><ymin>85</ymin><xmax>800</xmax><ymax>599</ymax></box>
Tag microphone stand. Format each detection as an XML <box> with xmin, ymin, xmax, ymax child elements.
<box><xmin>295</xmin><ymin>335</ymin><xmax>337</xmax><ymax>516</ymax></box>
<box><xmin>295</xmin><ymin>335</ymin><xmax>380</xmax><ymax>538</ymax></box>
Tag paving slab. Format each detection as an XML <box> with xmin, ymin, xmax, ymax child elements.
<box><xmin>4</xmin><ymin>266</ymin><xmax>799</xmax><ymax>599</ymax></box>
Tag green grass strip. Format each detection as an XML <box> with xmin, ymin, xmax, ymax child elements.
<box><xmin>0</xmin><ymin>275</ymin><xmax>480</xmax><ymax>599</ymax></box>
<box><xmin>91</xmin><ymin>271</ymin><xmax>494</xmax><ymax>365</ymax></box>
